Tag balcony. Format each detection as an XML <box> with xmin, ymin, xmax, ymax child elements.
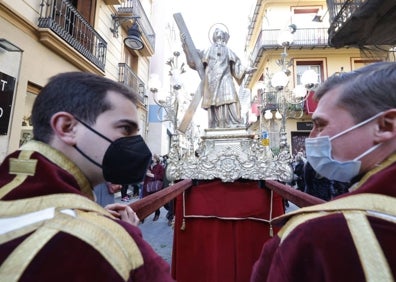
<box><xmin>115</xmin><ymin>0</ymin><xmax>156</xmax><ymax>56</ymax></box>
<box><xmin>250</xmin><ymin>28</ymin><xmax>329</xmax><ymax>64</ymax></box>
<box><xmin>118</xmin><ymin>63</ymin><xmax>146</xmax><ymax>105</ymax></box>
<box><xmin>38</xmin><ymin>0</ymin><xmax>107</xmax><ymax>72</ymax></box>
<box><xmin>327</xmin><ymin>0</ymin><xmax>396</xmax><ymax>47</ymax></box>
<box><xmin>246</xmin><ymin>28</ymin><xmax>329</xmax><ymax>86</ymax></box>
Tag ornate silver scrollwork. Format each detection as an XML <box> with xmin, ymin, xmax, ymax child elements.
<box><xmin>166</xmin><ymin>128</ymin><xmax>294</xmax><ymax>183</ymax></box>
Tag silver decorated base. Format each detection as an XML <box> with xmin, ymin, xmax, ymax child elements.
<box><xmin>166</xmin><ymin>127</ymin><xmax>294</xmax><ymax>183</ymax></box>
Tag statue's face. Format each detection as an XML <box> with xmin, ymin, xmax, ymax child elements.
<box><xmin>213</xmin><ymin>29</ymin><xmax>224</xmax><ymax>43</ymax></box>
<box><xmin>213</xmin><ymin>28</ymin><xmax>230</xmax><ymax>44</ymax></box>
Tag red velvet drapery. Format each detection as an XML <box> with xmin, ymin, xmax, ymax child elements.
<box><xmin>171</xmin><ymin>179</ymin><xmax>285</xmax><ymax>282</ymax></box>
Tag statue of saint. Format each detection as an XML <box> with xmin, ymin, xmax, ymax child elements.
<box><xmin>182</xmin><ymin>27</ymin><xmax>255</xmax><ymax>128</ymax></box>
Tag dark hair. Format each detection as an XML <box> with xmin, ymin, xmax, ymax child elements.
<box><xmin>31</xmin><ymin>72</ymin><xmax>138</xmax><ymax>143</ymax></box>
<box><xmin>315</xmin><ymin>62</ymin><xmax>396</xmax><ymax>122</ymax></box>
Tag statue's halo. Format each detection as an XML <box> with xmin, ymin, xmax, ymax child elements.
<box><xmin>208</xmin><ymin>23</ymin><xmax>229</xmax><ymax>44</ymax></box>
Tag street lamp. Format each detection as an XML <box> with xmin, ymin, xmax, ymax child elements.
<box><xmin>124</xmin><ymin>22</ymin><xmax>144</xmax><ymax>50</ymax></box>
<box><xmin>271</xmin><ymin>71</ymin><xmax>289</xmax><ymax>90</ymax></box>
<box><xmin>301</xmin><ymin>69</ymin><xmax>319</xmax><ymax>89</ymax></box>
<box><xmin>110</xmin><ymin>15</ymin><xmax>144</xmax><ymax>50</ymax></box>
<box><xmin>259</xmin><ymin>24</ymin><xmax>319</xmax><ymax>154</ymax></box>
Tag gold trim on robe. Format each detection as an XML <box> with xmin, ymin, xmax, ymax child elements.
<box><xmin>21</xmin><ymin>141</ymin><xmax>93</xmax><ymax>199</ymax></box>
<box><xmin>274</xmin><ymin>193</ymin><xmax>396</xmax><ymax>282</ymax></box>
<box><xmin>0</xmin><ymin>141</ymin><xmax>144</xmax><ymax>280</ymax></box>
<box><xmin>0</xmin><ymin>194</ymin><xmax>144</xmax><ymax>281</ymax></box>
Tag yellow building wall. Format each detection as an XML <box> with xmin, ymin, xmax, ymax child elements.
<box><xmin>0</xmin><ymin>0</ymin><xmax>152</xmax><ymax>161</ymax></box>
<box><xmin>246</xmin><ymin>0</ymin><xmax>387</xmax><ymax>156</ymax></box>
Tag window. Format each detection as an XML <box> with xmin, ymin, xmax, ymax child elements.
<box><xmin>125</xmin><ymin>51</ymin><xmax>139</xmax><ymax>74</ymax></box>
<box><xmin>295</xmin><ymin>60</ymin><xmax>324</xmax><ymax>85</ymax></box>
<box><xmin>53</xmin><ymin>0</ymin><xmax>96</xmax><ymax>32</ymax></box>
<box><xmin>295</xmin><ymin>60</ymin><xmax>325</xmax><ymax>114</ymax></box>
<box><xmin>291</xmin><ymin>6</ymin><xmax>324</xmax><ymax>28</ymax></box>
<box><xmin>73</xmin><ymin>0</ymin><xmax>97</xmax><ymax>25</ymax></box>
<box><xmin>351</xmin><ymin>58</ymin><xmax>382</xmax><ymax>70</ymax></box>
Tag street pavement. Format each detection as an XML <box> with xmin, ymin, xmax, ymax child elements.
<box><xmin>115</xmin><ymin>193</ymin><xmax>174</xmax><ymax>264</ymax></box>
<box><xmin>138</xmin><ymin>206</ymin><xmax>174</xmax><ymax>264</ymax></box>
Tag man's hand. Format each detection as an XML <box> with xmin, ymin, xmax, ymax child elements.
<box><xmin>180</xmin><ymin>32</ymin><xmax>187</xmax><ymax>43</ymax></box>
<box><xmin>105</xmin><ymin>203</ymin><xmax>140</xmax><ymax>226</ymax></box>
<box><xmin>107</xmin><ymin>183</ymin><xmax>122</xmax><ymax>194</ymax></box>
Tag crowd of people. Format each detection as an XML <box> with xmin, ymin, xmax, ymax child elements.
<box><xmin>1</xmin><ymin>62</ymin><xmax>396</xmax><ymax>281</ymax></box>
<box><xmin>141</xmin><ymin>154</ymin><xmax>174</xmax><ymax>226</ymax></box>
<box><xmin>291</xmin><ymin>151</ymin><xmax>350</xmax><ymax>201</ymax></box>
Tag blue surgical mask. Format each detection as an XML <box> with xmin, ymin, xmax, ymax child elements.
<box><xmin>305</xmin><ymin>112</ymin><xmax>383</xmax><ymax>182</ymax></box>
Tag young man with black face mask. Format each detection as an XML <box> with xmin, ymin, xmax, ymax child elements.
<box><xmin>0</xmin><ymin>72</ymin><xmax>174</xmax><ymax>281</ymax></box>
<box><xmin>251</xmin><ymin>62</ymin><xmax>396</xmax><ymax>282</ymax></box>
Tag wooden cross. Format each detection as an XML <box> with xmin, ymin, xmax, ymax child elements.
<box><xmin>173</xmin><ymin>13</ymin><xmax>204</xmax><ymax>133</ymax></box>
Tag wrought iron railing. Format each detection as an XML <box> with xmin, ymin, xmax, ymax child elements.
<box><xmin>118</xmin><ymin>63</ymin><xmax>145</xmax><ymax>104</ymax></box>
<box><xmin>117</xmin><ymin>0</ymin><xmax>156</xmax><ymax>51</ymax></box>
<box><xmin>327</xmin><ymin>0</ymin><xmax>367</xmax><ymax>39</ymax></box>
<box><xmin>244</xmin><ymin>28</ymin><xmax>329</xmax><ymax>87</ymax></box>
<box><xmin>38</xmin><ymin>0</ymin><xmax>107</xmax><ymax>71</ymax></box>
<box><xmin>250</xmin><ymin>28</ymin><xmax>329</xmax><ymax>63</ymax></box>
<box><xmin>261</xmin><ymin>90</ymin><xmax>279</xmax><ymax>111</ymax></box>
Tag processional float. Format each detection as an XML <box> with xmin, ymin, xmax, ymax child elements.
<box><xmin>166</xmin><ymin>13</ymin><xmax>294</xmax><ymax>184</ymax></box>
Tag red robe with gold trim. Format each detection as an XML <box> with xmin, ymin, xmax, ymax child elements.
<box><xmin>0</xmin><ymin>141</ymin><xmax>174</xmax><ymax>282</ymax></box>
<box><xmin>250</xmin><ymin>155</ymin><xmax>396</xmax><ymax>282</ymax></box>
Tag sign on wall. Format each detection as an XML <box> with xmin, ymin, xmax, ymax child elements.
<box><xmin>0</xmin><ymin>72</ymin><xmax>16</xmax><ymax>135</ymax></box>
<box><xmin>296</xmin><ymin>121</ymin><xmax>313</xmax><ymax>131</ymax></box>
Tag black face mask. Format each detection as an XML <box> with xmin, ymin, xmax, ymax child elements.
<box><xmin>74</xmin><ymin>118</ymin><xmax>152</xmax><ymax>185</ymax></box>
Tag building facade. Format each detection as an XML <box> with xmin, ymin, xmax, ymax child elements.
<box><xmin>0</xmin><ymin>0</ymin><xmax>155</xmax><ymax>161</ymax></box>
<box><xmin>244</xmin><ymin>0</ymin><xmax>387</xmax><ymax>157</ymax></box>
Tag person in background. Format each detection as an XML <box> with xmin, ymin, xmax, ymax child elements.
<box><xmin>0</xmin><ymin>72</ymin><xmax>174</xmax><ymax>281</ymax></box>
<box><xmin>304</xmin><ymin>161</ymin><xmax>350</xmax><ymax>201</ymax></box>
<box><xmin>142</xmin><ymin>154</ymin><xmax>165</xmax><ymax>221</ymax></box>
<box><xmin>94</xmin><ymin>181</ymin><xmax>121</xmax><ymax>207</ymax></box>
<box><xmin>161</xmin><ymin>154</ymin><xmax>174</xmax><ymax>226</ymax></box>
<box><xmin>291</xmin><ymin>151</ymin><xmax>306</xmax><ymax>191</ymax></box>
<box><xmin>121</xmin><ymin>184</ymin><xmax>131</xmax><ymax>202</ymax></box>
<box><xmin>251</xmin><ymin>62</ymin><xmax>396</xmax><ymax>281</ymax></box>
<box><xmin>121</xmin><ymin>183</ymin><xmax>141</xmax><ymax>202</ymax></box>
<box><xmin>132</xmin><ymin>183</ymin><xmax>141</xmax><ymax>198</ymax></box>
